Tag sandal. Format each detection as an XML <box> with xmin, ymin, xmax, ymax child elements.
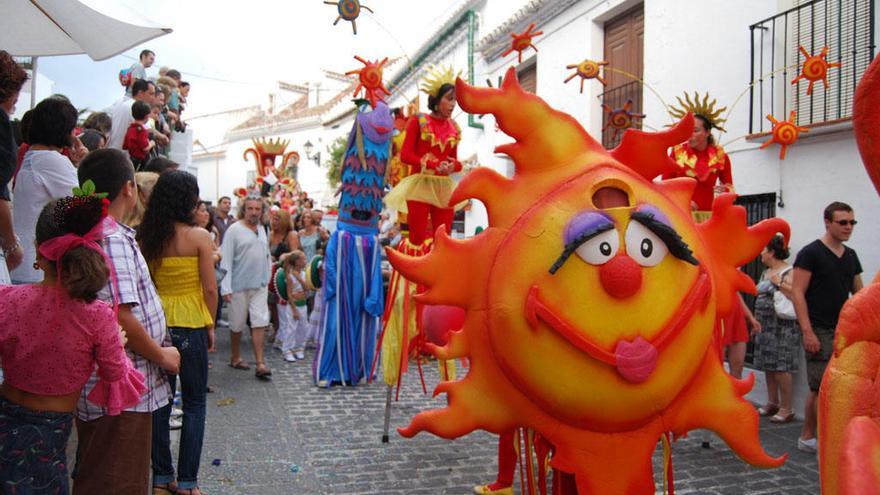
<box><xmin>228</xmin><ymin>359</ymin><xmax>250</xmax><ymax>370</ymax></box>
<box><xmin>757</xmin><ymin>403</ymin><xmax>779</xmax><ymax>417</ymax></box>
<box><xmin>176</xmin><ymin>489</ymin><xmax>206</xmax><ymax>495</ymax></box>
<box><xmin>770</xmin><ymin>409</ymin><xmax>795</xmax><ymax>423</ymax></box>
<box><xmin>255</xmin><ymin>362</ymin><xmax>272</xmax><ymax>380</ymax></box>
<box><xmin>153</xmin><ymin>484</ymin><xmax>177</xmax><ymax>494</ymax></box>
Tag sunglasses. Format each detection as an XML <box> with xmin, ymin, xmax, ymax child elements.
<box><xmin>832</xmin><ymin>220</ymin><xmax>858</xmax><ymax>226</ymax></box>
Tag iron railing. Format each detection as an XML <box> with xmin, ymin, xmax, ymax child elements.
<box><xmin>734</xmin><ymin>193</ymin><xmax>778</xmax><ymax>365</ymax></box>
<box><xmin>598</xmin><ymin>81</ymin><xmax>643</xmax><ymax>149</ymax></box>
<box><xmin>749</xmin><ymin>0</ymin><xmax>875</xmax><ymax>134</ymax></box>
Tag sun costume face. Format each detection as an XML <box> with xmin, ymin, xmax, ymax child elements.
<box><xmin>389</xmin><ymin>68</ymin><xmax>789</xmax><ymax>494</ymax></box>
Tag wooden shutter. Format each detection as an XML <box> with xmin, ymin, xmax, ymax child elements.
<box><xmin>602</xmin><ymin>4</ymin><xmax>644</xmax><ymax>148</ymax></box>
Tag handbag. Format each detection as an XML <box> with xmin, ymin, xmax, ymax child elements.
<box><xmin>773</xmin><ymin>267</ymin><xmax>797</xmax><ymax>320</ymax></box>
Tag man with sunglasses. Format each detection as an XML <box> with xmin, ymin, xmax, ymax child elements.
<box><xmin>791</xmin><ymin>201</ymin><xmax>863</xmax><ymax>453</ymax></box>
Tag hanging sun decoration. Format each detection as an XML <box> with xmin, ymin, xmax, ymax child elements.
<box><xmin>345</xmin><ymin>56</ymin><xmax>391</xmax><ymax>108</ymax></box>
<box><xmin>760</xmin><ymin>111</ymin><xmax>809</xmax><ymax>160</ymax></box>
<box><xmin>324</xmin><ymin>0</ymin><xmax>373</xmax><ymax>35</ymax></box>
<box><xmin>602</xmin><ymin>100</ymin><xmax>646</xmax><ymax>141</ymax></box>
<box><xmin>501</xmin><ymin>23</ymin><xmax>543</xmax><ymax>63</ymax></box>
<box><xmin>564</xmin><ymin>59</ymin><xmax>609</xmax><ymax>92</ymax></box>
<box><xmin>792</xmin><ymin>46</ymin><xmax>841</xmax><ymax>96</ymax></box>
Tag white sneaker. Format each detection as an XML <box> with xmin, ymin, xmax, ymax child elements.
<box><xmin>797</xmin><ymin>437</ymin><xmax>817</xmax><ymax>453</ymax></box>
<box><xmin>169</xmin><ymin>417</ymin><xmax>183</xmax><ymax>430</ymax></box>
<box><xmin>283</xmin><ymin>350</ymin><xmax>297</xmax><ymax>362</ymax></box>
<box><xmin>171</xmin><ymin>407</ymin><xmax>183</xmax><ymax>419</ymax></box>
<box><xmin>294</xmin><ymin>350</ymin><xmax>305</xmax><ymax>360</ymax></box>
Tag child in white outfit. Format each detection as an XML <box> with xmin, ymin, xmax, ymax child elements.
<box><xmin>278</xmin><ymin>251</ymin><xmax>309</xmax><ymax>362</ymax></box>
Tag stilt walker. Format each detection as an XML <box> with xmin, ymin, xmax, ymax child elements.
<box><xmin>377</xmin><ymin>65</ymin><xmax>464</xmax><ymax>406</ymax></box>
<box><xmin>314</xmin><ymin>98</ymin><xmax>393</xmax><ymax>387</ymax></box>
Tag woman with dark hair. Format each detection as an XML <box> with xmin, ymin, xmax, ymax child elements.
<box><xmin>0</xmin><ymin>50</ymin><xmax>29</xmax><ymax>283</ymax></box>
<box><xmin>0</xmin><ymin>196</ymin><xmax>145</xmax><ymax>493</ymax></box>
<box><xmin>10</xmin><ymin>97</ymin><xmax>80</xmax><ymax>284</ymax></box>
<box><xmin>383</xmin><ymin>66</ymin><xmax>463</xmax><ymax>247</ymax></box>
<box><xmin>752</xmin><ymin>234</ymin><xmax>801</xmax><ymax>423</ymax></box>
<box><xmin>138</xmin><ymin>170</ymin><xmax>217</xmax><ymax>495</ymax></box>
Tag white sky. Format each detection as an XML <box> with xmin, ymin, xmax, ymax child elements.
<box><xmin>38</xmin><ymin>0</ymin><xmax>503</xmax><ymax>117</ymax></box>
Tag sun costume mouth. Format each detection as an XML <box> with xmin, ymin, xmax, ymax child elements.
<box><xmin>525</xmin><ymin>267</ymin><xmax>710</xmax><ymax>383</ymax></box>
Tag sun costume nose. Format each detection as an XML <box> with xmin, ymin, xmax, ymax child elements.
<box><xmin>599</xmin><ymin>255</ymin><xmax>642</xmax><ymax>299</ymax></box>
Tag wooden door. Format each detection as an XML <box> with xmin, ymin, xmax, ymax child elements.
<box><xmin>602</xmin><ymin>5</ymin><xmax>644</xmax><ymax>148</ymax></box>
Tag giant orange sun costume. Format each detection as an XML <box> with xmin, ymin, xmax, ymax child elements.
<box><xmin>817</xmin><ymin>53</ymin><xmax>880</xmax><ymax>495</ymax></box>
<box><xmin>389</xmin><ymin>67</ymin><xmax>789</xmax><ymax>494</ymax></box>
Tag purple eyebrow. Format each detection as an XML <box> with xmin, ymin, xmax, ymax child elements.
<box><xmin>564</xmin><ymin>211</ymin><xmax>614</xmax><ymax>245</ymax></box>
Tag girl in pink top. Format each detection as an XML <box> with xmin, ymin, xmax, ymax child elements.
<box><xmin>0</xmin><ymin>193</ymin><xmax>146</xmax><ymax>494</ymax></box>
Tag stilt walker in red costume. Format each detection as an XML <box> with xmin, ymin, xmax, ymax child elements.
<box><xmin>385</xmin><ymin>65</ymin><xmax>463</xmax><ymax>245</ymax></box>
<box><xmin>375</xmin><ymin>66</ymin><xmax>464</xmax><ymax>442</ymax></box>
<box><xmin>665</xmin><ymin>94</ymin><xmax>753</xmax><ymax>386</ymax></box>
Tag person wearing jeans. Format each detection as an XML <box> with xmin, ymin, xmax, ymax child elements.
<box><xmin>152</xmin><ymin>327</ymin><xmax>209</xmax><ymax>491</ymax></box>
<box><xmin>138</xmin><ymin>171</ymin><xmax>217</xmax><ymax>495</ymax></box>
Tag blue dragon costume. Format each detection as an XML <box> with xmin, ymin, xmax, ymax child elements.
<box><xmin>315</xmin><ymin>100</ymin><xmax>393</xmax><ymax>386</ymax></box>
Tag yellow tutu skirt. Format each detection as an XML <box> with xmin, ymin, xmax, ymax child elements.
<box><xmin>384</xmin><ymin>173</ymin><xmax>464</xmax><ymax>213</ymax></box>
<box><xmin>692</xmin><ymin>210</ymin><xmax>712</xmax><ymax>224</ymax></box>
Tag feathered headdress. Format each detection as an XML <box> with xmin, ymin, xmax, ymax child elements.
<box><xmin>420</xmin><ymin>65</ymin><xmax>461</xmax><ymax>98</ymax></box>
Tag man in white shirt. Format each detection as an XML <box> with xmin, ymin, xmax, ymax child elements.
<box><xmin>107</xmin><ymin>79</ymin><xmax>168</xmax><ymax>152</ymax></box>
<box><xmin>125</xmin><ymin>49</ymin><xmax>155</xmax><ymax>97</ymax></box>
<box><xmin>220</xmin><ymin>197</ymin><xmax>273</xmax><ymax>379</ymax></box>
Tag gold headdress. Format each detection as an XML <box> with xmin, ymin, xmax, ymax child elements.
<box><xmin>668</xmin><ymin>91</ymin><xmax>727</xmax><ymax>132</ymax></box>
<box><xmin>420</xmin><ymin>64</ymin><xmax>461</xmax><ymax>98</ymax></box>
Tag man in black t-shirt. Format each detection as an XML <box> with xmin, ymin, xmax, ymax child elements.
<box><xmin>791</xmin><ymin>201</ymin><xmax>863</xmax><ymax>453</ymax></box>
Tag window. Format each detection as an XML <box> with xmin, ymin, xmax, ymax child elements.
<box><xmin>517</xmin><ymin>60</ymin><xmax>537</xmax><ymax>94</ymax></box>
<box><xmin>749</xmin><ymin>0</ymin><xmax>875</xmax><ymax>133</ymax></box>
<box><xmin>599</xmin><ymin>4</ymin><xmax>644</xmax><ymax>149</ymax></box>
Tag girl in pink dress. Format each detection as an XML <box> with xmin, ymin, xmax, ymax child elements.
<box><xmin>0</xmin><ymin>194</ymin><xmax>146</xmax><ymax>494</ymax></box>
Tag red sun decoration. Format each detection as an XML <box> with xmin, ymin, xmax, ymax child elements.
<box><xmin>324</xmin><ymin>0</ymin><xmax>373</xmax><ymax>35</ymax></box>
<box><xmin>345</xmin><ymin>56</ymin><xmax>390</xmax><ymax>107</ymax></box>
<box><xmin>761</xmin><ymin>111</ymin><xmax>809</xmax><ymax>160</ymax></box>
<box><xmin>791</xmin><ymin>46</ymin><xmax>841</xmax><ymax>96</ymax></box>
<box><xmin>602</xmin><ymin>100</ymin><xmax>645</xmax><ymax>140</ymax></box>
<box><xmin>501</xmin><ymin>23</ymin><xmax>543</xmax><ymax>63</ymax></box>
<box><xmin>564</xmin><ymin>59</ymin><xmax>609</xmax><ymax>93</ymax></box>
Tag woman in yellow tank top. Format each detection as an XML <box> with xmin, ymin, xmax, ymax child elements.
<box><xmin>137</xmin><ymin>171</ymin><xmax>217</xmax><ymax>495</ymax></box>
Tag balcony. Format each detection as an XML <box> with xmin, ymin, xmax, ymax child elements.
<box><xmin>598</xmin><ymin>80</ymin><xmax>643</xmax><ymax>149</ymax></box>
<box><xmin>749</xmin><ymin>0</ymin><xmax>876</xmax><ymax>134</ymax></box>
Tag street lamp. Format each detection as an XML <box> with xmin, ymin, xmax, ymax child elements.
<box><xmin>303</xmin><ymin>140</ymin><xmax>321</xmax><ymax>165</ymax></box>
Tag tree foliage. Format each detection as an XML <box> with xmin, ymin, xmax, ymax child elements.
<box><xmin>326</xmin><ymin>136</ymin><xmax>348</xmax><ymax>189</ymax></box>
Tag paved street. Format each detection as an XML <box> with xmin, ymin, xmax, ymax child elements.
<box><xmin>194</xmin><ymin>326</ymin><xmax>821</xmax><ymax>495</ymax></box>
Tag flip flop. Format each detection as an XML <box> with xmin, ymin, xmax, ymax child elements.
<box><xmin>228</xmin><ymin>360</ymin><xmax>250</xmax><ymax>370</ymax></box>
<box><xmin>255</xmin><ymin>363</ymin><xmax>272</xmax><ymax>380</ymax></box>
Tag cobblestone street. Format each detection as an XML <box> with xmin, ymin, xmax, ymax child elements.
<box><xmin>194</xmin><ymin>327</ymin><xmax>821</xmax><ymax>495</ymax></box>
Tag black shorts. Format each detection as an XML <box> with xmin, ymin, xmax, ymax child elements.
<box><xmin>805</xmin><ymin>326</ymin><xmax>835</xmax><ymax>392</ymax></box>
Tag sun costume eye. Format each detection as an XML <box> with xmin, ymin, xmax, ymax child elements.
<box><xmin>624</xmin><ymin>221</ymin><xmax>666</xmax><ymax>267</ymax></box>
<box><xmin>576</xmin><ymin>229</ymin><xmax>619</xmax><ymax>266</ymax></box>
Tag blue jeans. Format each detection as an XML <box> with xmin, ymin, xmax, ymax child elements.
<box><xmin>151</xmin><ymin>327</ymin><xmax>208</xmax><ymax>489</ymax></box>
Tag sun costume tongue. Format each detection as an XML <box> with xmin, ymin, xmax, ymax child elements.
<box><xmin>388</xmin><ymin>67</ymin><xmax>790</xmax><ymax>494</ymax></box>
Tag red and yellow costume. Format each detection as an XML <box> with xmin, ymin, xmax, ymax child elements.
<box><xmin>384</xmin><ymin>113</ymin><xmax>462</xmax><ymax>245</ymax></box>
<box><xmin>665</xmin><ymin>143</ymin><xmax>733</xmax><ymax>212</ymax></box>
